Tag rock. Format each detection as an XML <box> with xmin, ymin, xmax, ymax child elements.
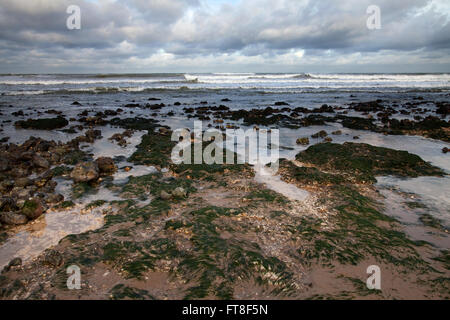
<box><xmin>32</xmin><ymin>155</ymin><xmax>50</xmax><ymax>169</ymax></box>
<box><xmin>0</xmin><ymin>212</ymin><xmax>28</xmax><ymax>225</ymax></box>
<box><xmin>14</xmin><ymin>177</ymin><xmax>32</xmax><ymax>188</ymax></box>
<box><xmin>3</xmin><ymin>257</ymin><xmax>22</xmax><ymax>272</ymax></box>
<box><xmin>160</xmin><ymin>190</ymin><xmax>171</xmax><ymax>200</ymax></box>
<box><xmin>332</xmin><ymin>130</ymin><xmax>342</xmax><ymax>135</ymax></box>
<box><xmin>172</xmin><ymin>187</ymin><xmax>187</xmax><ymax>198</ymax></box>
<box><xmin>42</xmin><ymin>249</ymin><xmax>63</xmax><ymax>267</ymax></box>
<box><xmin>14</xmin><ymin>116</ymin><xmax>68</xmax><ymax>130</ymax></box>
<box><xmin>21</xmin><ymin>199</ymin><xmax>44</xmax><ymax>219</ymax></box>
<box><xmin>436</xmin><ymin>102</ymin><xmax>449</xmax><ymax>115</ymax></box>
<box><xmin>0</xmin><ymin>197</ymin><xmax>18</xmax><ymax>212</ymax></box>
<box><xmin>14</xmin><ymin>187</ymin><xmax>34</xmax><ymax>200</ymax></box>
<box><xmin>46</xmin><ymin>193</ymin><xmax>64</xmax><ymax>204</ymax></box>
<box><xmin>85</xmin><ymin>129</ymin><xmax>102</xmax><ymax>142</ymax></box>
<box><xmin>70</xmin><ymin>161</ymin><xmax>99</xmax><ymax>182</ymax></box>
<box><xmin>8</xmin><ymin>257</ymin><xmax>22</xmax><ymax>267</ymax></box>
<box><xmin>95</xmin><ymin>157</ymin><xmax>117</xmax><ymax>175</ymax></box>
<box><xmin>0</xmin><ymin>158</ymin><xmax>10</xmax><ymax>172</ymax></box>
<box><xmin>71</xmin><ymin>101</ymin><xmax>82</xmax><ymax>106</ymax></box>
<box><xmin>443</xmin><ymin>147</ymin><xmax>449</xmax><ymax>154</ymax></box>
<box><xmin>296</xmin><ymin>137</ymin><xmax>310</xmax><ymax>145</ymax></box>
<box><xmin>311</xmin><ymin>130</ymin><xmax>328</xmax><ymax>138</ymax></box>
<box><xmin>324</xmin><ymin>137</ymin><xmax>333</xmax><ymax>142</ymax></box>
<box><xmin>0</xmin><ymin>181</ymin><xmax>14</xmax><ymax>193</ymax></box>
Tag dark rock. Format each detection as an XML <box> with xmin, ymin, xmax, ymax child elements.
<box><xmin>0</xmin><ymin>212</ymin><xmax>28</xmax><ymax>225</ymax></box>
<box><xmin>32</xmin><ymin>155</ymin><xmax>50</xmax><ymax>169</ymax></box>
<box><xmin>8</xmin><ymin>257</ymin><xmax>22</xmax><ymax>267</ymax></box>
<box><xmin>3</xmin><ymin>257</ymin><xmax>22</xmax><ymax>272</ymax></box>
<box><xmin>42</xmin><ymin>249</ymin><xmax>63</xmax><ymax>267</ymax></box>
<box><xmin>0</xmin><ymin>158</ymin><xmax>10</xmax><ymax>172</ymax></box>
<box><xmin>95</xmin><ymin>157</ymin><xmax>117</xmax><ymax>175</ymax></box>
<box><xmin>311</xmin><ymin>130</ymin><xmax>328</xmax><ymax>138</ymax></box>
<box><xmin>14</xmin><ymin>177</ymin><xmax>32</xmax><ymax>188</ymax></box>
<box><xmin>436</xmin><ymin>102</ymin><xmax>449</xmax><ymax>115</ymax></box>
<box><xmin>85</xmin><ymin>129</ymin><xmax>102</xmax><ymax>142</ymax></box>
<box><xmin>14</xmin><ymin>117</ymin><xmax>68</xmax><ymax>130</ymax></box>
<box><xmin>46</xmin><ymin>193</ymin><xmax>64</xmax><ymax>204</ymax></box>
<box><xmin>0</xmin><ymin>197</ymin><xmax>18</xmax><ymax>212</ymax></box>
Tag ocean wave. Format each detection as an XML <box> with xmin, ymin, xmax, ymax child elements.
<box><xmin>2</xmin><ymin>85</ymin><xmax>448</xmax><ymax>96</ymax></box>
<box><xmin>290</xmin><ymin>73</ymin><xmax>313</xmax><ymax>79</ymax></box>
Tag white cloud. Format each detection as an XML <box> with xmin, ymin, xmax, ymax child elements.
<box><xmin>0</xmin><ymin>0</ymin><xmax>448</xmax><ymax>72</ymax></box>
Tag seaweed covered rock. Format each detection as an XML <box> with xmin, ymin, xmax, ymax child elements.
<box><xmin>295</xmin><ymin>142</ymin><xmax>444</xmax><ymax>183</ymax></box>
<box><xmin>14</xmin><ymin>117</ymin><xmax>68</xmax><ymax>130</ymax></box>
<box><xmin>339</xmin><ymin>116</ymin><xmax>377</xmax><ymax>131</ymax></box>
<box><xmin>21</xmin><ymin>199</ymin><xmax>44</xmax><ymax>220</ymax></box>
<box><xmin>70</xmin><ymin>161</ymin><xmax>99</xmax><ymax>182</ymax></box>
<box><xmin>109</xmin><ymin>117</ymin><xmax>159</xmax><ymax>131</ymax></box>
<box><xmin>296</xmin><ymin>137</ymin><xmax>310</xmax><ymax>145</ymax></box>
<box><xmin>278</xmin><ymin>159</ymin><xmax>346</xmax><ymax>187</ymax></box>
<box><xmin>129</xmin><ymin>130</ymin><xmax>176</xmax><ymax>167</ymax></box>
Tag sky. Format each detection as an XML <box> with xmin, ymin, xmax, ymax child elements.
<box><xmin>0</xmin><ymin>0</ymin><xmax>449</xmax><ymax>73</ymax></box>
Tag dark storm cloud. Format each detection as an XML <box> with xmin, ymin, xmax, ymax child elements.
<box><xmin>0</xmin><ymin>0</ymin><xmax>448</xmax><ymax>72</ymax></box>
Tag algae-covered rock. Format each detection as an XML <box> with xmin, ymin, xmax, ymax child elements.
<box><xmin>311</xmin><ymin>130</ymin><xmax>328</xmax><ymax>138</ymax></box>
<box><xmin>296</xmin><ymin>137</ymin><xmax>310</xmax><ymax>145</ymax></box>
<box><xmin>70</xmin><ymin>161</ymin><xmax>99</xmax><ymax>182</ymax></box>
<box><xmin>160</xmin><ymin>190</ymin><xmax>171</xmax><ymax>200</ymax></box>
<box><xmin>279</xmin><ymin>159</ymin><xmax>346</xmax><ymax>186</ymax></box>
<box><xmin>21</xmin><ymin>199</ymin><xmax>44</xmax><ymax>219</ymax></box>
<box><xmin>172</xmin><ymin>187</ymin><xmax>187</xmax><ymax>198</ymax></box>
<box><xmin>296</xmin><ymin>142</ymin><xmax>444</xmax><ymax>183</ymax></box>
<box><xmin>14</xmin><ymin>117</ymin><xmax>68</xmax><ymax>130</ymax></box>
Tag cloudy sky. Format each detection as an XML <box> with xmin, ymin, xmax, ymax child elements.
<box><xmin>0</xmin><ymin>0</ymin><xmax>449</xmax><ymax>73</ymax></box>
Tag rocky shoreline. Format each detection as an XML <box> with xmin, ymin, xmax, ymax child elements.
<box><xmin>0</xmin><ymin>95</ymin><xmax>449</xmax><ymax>299</ymax></box>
